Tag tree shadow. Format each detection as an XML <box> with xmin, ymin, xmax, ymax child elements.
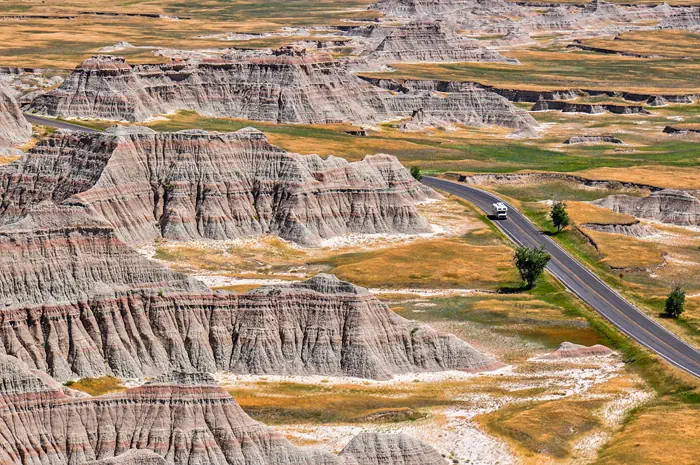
<box><xmin>497</xmin><ymin>284</ymin><xmax>529</xmax><ymax>294</ymax></box>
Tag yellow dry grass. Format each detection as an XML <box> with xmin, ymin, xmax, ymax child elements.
<box><xmin>597</xmin><ymin>404</ymin><xmax>700</xmax><ymax>465</ymax></box>
<box><xmin>360</xmin><ymin>49</ymin><xmax>700</xmax><ymax>94</ymax></box>
<box><xmin>479</xmin><ymin>398</ymin><xmax>604</xmax><ymax>461</ymax></box>
<box><xmin>580</xmin><ymin>30</ymin><xmax>700</xmax><ymax>59</ymax></box>
<box><xmin>322</xmin><ymin>238</ymin><xmax>519</xmax><ymax>290</ymax></box>
<box><xmin>0</xmin><ymin>0</ymin><xmax>377</xmax><ymax>68</ymax></box>
<box><xmin>580</xmin><ymin>228</ymin><xmax>665</xmax><ymax>269</ymax></box>
<box><xmin>567</xmin><ymin>201</ymin><xmax>636</xmax><ymax>226</ymax></box>
<box><xmin>576</xmin><ymin>167</ymin><xmax>700</xmax><ymax>190</ymax></box>
<box><xmin>64</xmin><ymin>376</ymin><xmax>126</xmax><ymax>396</ymax></box>
<box><xmin>0</xmin><ymin>154</ymin><xmax>21</xmax><ymax>165</ymax></box>
<box><xmin>227</xmin><ymin>380</ymin><xmax>452</xmax><ymax>424</ymax></box>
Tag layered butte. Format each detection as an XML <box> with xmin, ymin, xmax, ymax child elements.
<box><xmin>595</xmin><ymin>190</ymin><xmax>700</xmax><ymax>226</ymax></box>
<box><xmin>0</xmin><ymin>126</ymin><xmax>437</xmax><ymax>246</ymax></box>
<box><xmin>0</xmin><ymin>356</ymin><xmax>449</xmax><ymax>465</ymax></box>
<box><xmin>0</xmin><ymin>202</ymin><xmax>500</xmax><ymax>381</ymax></box>
<box><xmin>27</xmin><ymin>50</ymin><xmax>537</xmax><ymax>134</ymax></box>
<box><xmin>0</xmin><ymin>81</ymin><xmax>31</xmax><ymax>148</ymax></box>
<box><xmin>372</xmin><ymin>0</ymin><xmax>700</xmax><ymax>33</ymax></box>
<box><xmin>366</xmin><ymin>21</ymin><xmax>515</xmax><ymax>63</ymax></box>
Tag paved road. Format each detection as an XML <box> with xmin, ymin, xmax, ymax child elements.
<box><xmin>423</xmin><ymin>176</ymin><xmax>700</xmax><ymax>378</ymax></box>
<box><xmin>23</xmin><ymin>114</ymin><xmax>102</xmax><ymax>133</ymax></box>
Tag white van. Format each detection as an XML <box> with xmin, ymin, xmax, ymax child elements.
<box><xmin>492</xmin><ymin>202</ymin><xmax>508</xmax><ymax>219</ymax></box>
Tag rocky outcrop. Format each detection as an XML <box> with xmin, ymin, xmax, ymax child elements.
<box><xmin>0</xmin><ymin>204</ymin><xmax>500</xmax><ymax>381</ymax></box>
<box><xmin>339</xmin><ymin>433</ymin><xmax>447</xmax><ymax>465</ymax></box>
<box><xmin>664</xmin><ymin>125</ymin><xmax>700</xmax><ymax>134</ymax></box>
<box><xmin>538</xmin><ymin>342</ymin><xmax>613</xmax><ymax>359</ymax></box>
<box><xmin>28</xmin><ymin>51</ymin><xmax>383</xmax><ymax>124</ymax></box>
<box><xmin>367</xmin><ymin>21</ymin><xmax>514</xmax><ymax>63</ymax></box>
<box><xmin>360</xmin><ymin>76</ymin><xmax>578</xmax><ymax>103</ymax></box>
<box><xmin>0</xmin><ymin>81</ymin><xmax>31</xmax><ymax>148</ymax></box>
<box><xmin>531</xmin><ymin>99</ymin><xmax>649</xmax><ymax>115</ymax></box>
<box><xmin>0</xmin><ymin>356</ymin><xmax>449</xmax><ymax>465</ymax></box>
<box><xmin>27</xmin><ymin>51</ymin><xmax>536</xmax><ymax>134</ymax></box>
<box><xmin>0</xmin><ymin>126</ymin><xmax>437</xmax><ymax>246</ymax></box>
<box><xmin>594</xmin><ymin>190</ymin><xmax>700</xmax><ymax>226</ymax></box>
<box><xmin>388</xmin><ymin>89</ymin><xmax>539</xmax><ymax>135</ymax></box>
<box><xmin>564</xmin><ymin>135</ymin><xmax>623</xmax><ymax>144</ymax></box>
<box><xmin>522</xmin><ymin>6</ymin><xmax>581</xmax><ymax>32</ymax></box>
<box><xmin>659</xmin><ymin>6</ymin><xmax>700</xmax><ymax>31</ymax></box>
<box><xmin>371</xmin><ymin>0</ymin><xmax>700</xmax><ymax>35</ymax></box>
<box><xmin>489</xmin><ymin>31</ymin><xmax>535</xmax><ymax>48</ymax></box>
<box><xmin>580</xmin><ymin>222</ymin><xmax>659</xmax><ymax>238</ymax></box>
<box><xmin>444</xmin><ymin>171</ymin><xmax>659</xmax><ymax>193</ymax></box>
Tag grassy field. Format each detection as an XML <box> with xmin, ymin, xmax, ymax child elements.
<box><xmin>596</xmin><ymin>403</ymin><xmax>700</xmax><ymax>464</ymax></box>
<box><xmin>361</xmin><ymin>46</ymin><xmax>700</xmax><ymax>94</ymax></box>
<box><xmin>64</xmin><ymin>376</ymin><xmax>126</xmax><ymax>396</ymax></box>
<box><xmin>315</xmin><ymin>237</ymin><xmax>520</xmax><ymax>290</ymax></box>
<box><xmin>0</xmin><ymin>0</ymin><xmax>376</xmax><ymax>68</ymax></box>
<box><xmin>482</xmin><ymin>397</ymin><xmax>604</xmax><ymax>460</ymax></box>
<box><xmin>579</xmin><ymin>30</ymin><xmax>700</xmax><ymax>59</ymax></box>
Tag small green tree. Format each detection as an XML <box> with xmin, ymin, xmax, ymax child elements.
<box><xmin>551</xmin><ymin>201</ymin><xmax>569</xmax><ymax>233</ymax></box>
<box><xmin>514</xmin><ymin>245</ymin><xmax>551</xmax><ymax>289</ymax></box>
<box><xmin>664</xmin><ymin>286</ymin><xmax>686</xmax><ymax>318</ymax></box>
<box><xmin>410</xmin><ymin>165</ymin><xmax>422</xmax><ymax>181</ymax></box>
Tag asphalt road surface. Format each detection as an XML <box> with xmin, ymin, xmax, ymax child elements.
<box><xmin>23</xmin><ymin>114</ymin><xmax>102</xmax><ymax>133</ymax></box>
<box><xmin>423</xmin><ymin>176</ymin><xmax>700</xmax><ymax>379</ymax></box>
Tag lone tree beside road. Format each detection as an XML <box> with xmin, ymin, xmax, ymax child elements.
<box><xmin>551</xmin><ymin>201</ymin><xmax>569</xmax><ymax>233</ymax></box>
<box><xmin>514</xmin><ymin>245</ymin><xmax>551</xmax><ymax>289</ymax></box>
<box><xmin>664</xmin><ymin>286</ymin><xmax>686</xmax><ymax>318</ymax></box>
<box><xmin>410</xmin><ymin>165</ymin><xmax>422</xmax><ymax>181</ymax></box>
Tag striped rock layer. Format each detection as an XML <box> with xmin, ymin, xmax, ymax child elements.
<box><xmin>0</xmin><ymin>357</ymin><xmax>448</xmax><ymax>465</ymax></box>
<box><xmin>594</xmin><ymin>190</ymin><xmax>700</xmax><ymax>226</ymax></box>
<box><xmin>0</xmin><ymin>81</ymin><xmax>31</xmax><ymax>148</ymax></box>
<box><xmin>367</xmin><ymin>21</ymin><xmax>515</xmax><ymax>63</ymax></box>
<box><xmin>0</xmin><ymin>203</ymin><xmax>501</xmax><ymax>381</ymax></box>
<box><xmin>0</xmin><ymin>126</ymin><xmax>437</xmax><ymax>246</ymax></box>
<box><xmin>27</xmin><ymin>52</ymin><xmax>537</xmax><ymax>134</ymax></box>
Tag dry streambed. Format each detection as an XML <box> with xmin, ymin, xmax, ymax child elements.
<box><xmin>215</xmin><ymin>353</ymin><xmax>649</xmax><ymax>465</ymax></box>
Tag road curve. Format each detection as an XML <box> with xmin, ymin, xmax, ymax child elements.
<box><xmin>423</xmin><ymin>176</ymin><xmax>700</xmax><ymax>379</ymax></box>
<box><xmin>23</xmin><ymin>114</ymin><xmax>102</xmax><ymax>133</ymax></box>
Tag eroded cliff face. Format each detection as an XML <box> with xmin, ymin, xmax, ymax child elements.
<box><xmin>367</xmin><ymin>21</ymin><xmax>514</xmax><ymax>63</ymax></box>
<box><xmin>372</xmin><ymin>0</ymin><xmax>700</xmax><ymax>34</ymax></box>
<box><xmin>27</xmin><ymin>52</ymin><xmax>538</xmax><ymax>134</ymax></box>
<box><xmin>0</xmin><ymin>205</ymin><xmax>499</xmax><ymax>381</ymax></box>
<box><xmin>0</xmin><ymin>81</ymin><xmax>31</xmax><ymax>148</ymax></box>
<box><xmin>0</xmin><ymin>356</ymin><xmax>449</xmax><ymax>465</ymax></box>
<box><xmin>594</xmin><ymin>190</ymin><xmax>700</xmax><ymax>226</ymax></box>
<box><xmin>0</xmin><ymin>126</ymin><xmax>437</xmax><ymax>246</ymax></box>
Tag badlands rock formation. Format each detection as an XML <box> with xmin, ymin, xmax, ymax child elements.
<box><xmin>0</xmin><ymin>126</ymin><xmax>437</xmax><ymax>246</ymax></box>
<box><xmin>340</xmin><ymin>433</ymin><xmax>447</xmax><ymax>465</ymax></box>
<box><xmin>0</xmin><ymin>202</ymin><xmax>500</xmax><ymax>381</ymax></box>
<box><xmin>0</xmin><ymin>356</ymin><xmax>449</xmax><ymax>465</ymax></box>
<box><xmin>27</xmin><ymin>52</ymin><xmax>537</xmax><ymax>134</ymax></box>
<box><xmin>564</xmin><ymin>135</ymin><xmax>623</xmax><ymax>145</ymax></box>
<box><xmin>0</xmin><ymin>81</ymin><xmax>31</xmax><ymax>148</ymax></box>
<box><xmin>371</xmin><ymin>0</ymin><xmax>700</xmax><ymax>34</ymax></box>
<box><xmin>367</xmin><ymin>21</ymin><xmax>514</xmax><ymax>63</ymax></box>
<box><xmin>581</xmin><ymin>221</ymin><xmax>659</xmax><ymax>238</ymax></box>
<box><xmin>595</xmin><ymin>190</ymin><xmax>700</xmax><ymax>226</ymax></box>
<box><xmin>531</xmin><ymin>99</ymin><xmax>649</xmax><ymax>115</ymax></box>
<box><xmin>538</xmin><ymin>342</ymin><xmax>613</xmax><ymax>360</ymax></box>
